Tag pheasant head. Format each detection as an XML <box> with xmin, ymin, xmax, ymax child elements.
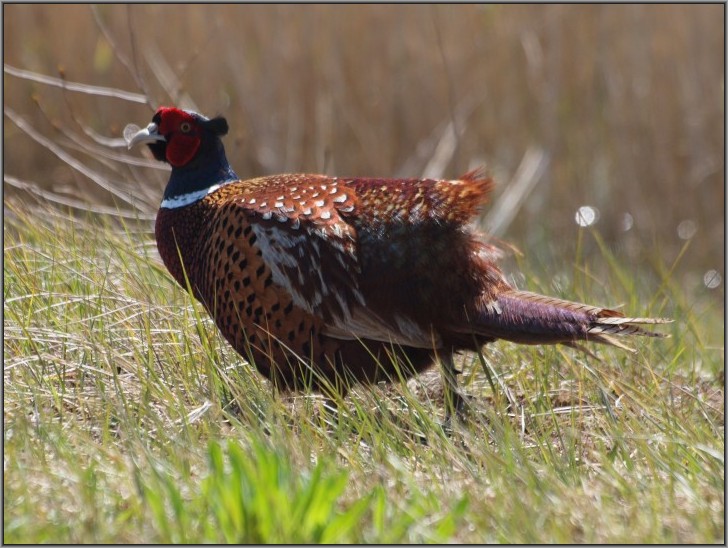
<box><xmin>126</xmin><ymin>106</ymin><xmax>238</xmax><ymax>207</ymax></box>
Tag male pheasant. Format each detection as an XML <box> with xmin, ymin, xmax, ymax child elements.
<box><xmin>127</xmin><ymin>106</ymin><xmax>670</xmax><ymax>413</ymax></box>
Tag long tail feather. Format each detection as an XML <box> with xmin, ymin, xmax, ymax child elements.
<box><xmin>471</xmin><ymin>289</ymin><xmax>671</xmax><ymax>351</ymax></box>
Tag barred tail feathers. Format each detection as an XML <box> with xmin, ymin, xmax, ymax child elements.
<box><xmin>474</xmin><ymin>289</ymin><xmax>671</xmax><ymax>351</ymax></box>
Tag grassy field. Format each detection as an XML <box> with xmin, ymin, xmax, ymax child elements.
<box><xmin>4</xmin><ymin>199</ymin><xmax>723</xmax><ymax>543</ymax></box>
<box><xmin>4</xmin><ymin>4</ymin><xmax>725</xmax><ymax>544</ymax></box>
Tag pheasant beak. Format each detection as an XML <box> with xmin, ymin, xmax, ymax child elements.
<box><xmin>124</xmin><ymin>122</ymin><xmax>166</xmax><ymax>149</ymax></box>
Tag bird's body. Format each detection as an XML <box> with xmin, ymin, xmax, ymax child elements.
<box><xmin>129</xmin><ymin>107</ymin><xmax>670</xmax><ymax>405</ymax></box>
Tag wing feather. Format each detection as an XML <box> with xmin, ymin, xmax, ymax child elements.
<box><xmin>216</xmin><ymin>175</ymin><xmax>437</xmax><ymax>348</ymax></box>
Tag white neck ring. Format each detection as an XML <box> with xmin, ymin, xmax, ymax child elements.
<box><xmin>160</xmin><ymin>184</ymin><xmax>222</xmax><ymax>209</ymax></box>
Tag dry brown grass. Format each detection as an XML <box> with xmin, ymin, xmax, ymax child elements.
<box><xmin>5</xmin><ymin>5</ymin><xmax>724</xmax><ymax>282</ymax></box>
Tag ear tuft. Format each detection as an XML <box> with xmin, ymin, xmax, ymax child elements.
<box><xmin>205</xmin><ymin>116</ymin><xmax>229</xmax><ymax>136</ymax></box>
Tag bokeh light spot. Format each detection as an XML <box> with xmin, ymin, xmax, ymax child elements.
<box><xmin>621</xmin><ymin>212</ymin><xmax>634</xmax><ymax>232</ymax></box>
<box><xmin>677</xmin><ymin>220</ymin><xmax>697</xmax><ymax>240</ymax></box>
<box><xmin>703</xmin><ymin>269</ymin><xmax>721</xmax><ymax>289</ymax></box>
<box><xmin>575</xmin><ymin>206</ymin><xmax>599</xmax><ymax>227</ymax></box>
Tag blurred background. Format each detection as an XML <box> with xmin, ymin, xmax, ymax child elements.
<box><xmin>4</xmin><ymin>4</ymin><xmax>724</xmax><ymax>303</ymax></box>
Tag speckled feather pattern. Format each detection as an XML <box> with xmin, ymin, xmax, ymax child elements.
<box><xmin>155</xmin><ymin>168</ymin><xmax>669</xmax><ymax>393</ymax></box>
<box><xmin>154</xmin><ymin>171</ymin><xmax>505</xmax><ymax>391</ymax></box>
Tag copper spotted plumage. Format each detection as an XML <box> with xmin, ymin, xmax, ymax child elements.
<box><xmin>128</xmin><ymin>106</ymin><xmax>671</xmax><ymax>414</ymax></box>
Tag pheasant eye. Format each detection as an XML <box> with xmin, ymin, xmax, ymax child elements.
<box><xmin>179</xmin><ymin>122</ymin><xmax>192</xmax><ymax>133</ymax></box>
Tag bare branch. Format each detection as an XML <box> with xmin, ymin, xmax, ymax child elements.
<box><xmin>5</xmin><ymin>175</ymin><xmax>155</xmax><ymax>220</ymax></box>
<box><xmin>5</xmin><ymin>107</ymin><xmax>150</xmax><ymax>211</ymax></box>
<box><xmin>4</xmin><ymin>64</ymin><xmax>147</xmax><ymax>104</ymax></box>
<box><xmin>90</xmin><ymin>5</ymin><xmax>154</xmax><ymax>106</ymax></box>
<box><xmin>482</xmin><ymin>147</ymin><xmax>550</xmax><ymax>238</ymax></box>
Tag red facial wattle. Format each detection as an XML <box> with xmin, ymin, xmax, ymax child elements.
<box><xmin>165</xmin><ymin>133</ymin><xmax>201</xmax><ymax>166</ymax></box>
<box><xmin>155</xmin><ymin>107</ymin><xmax>202</xmax><ymax>167</ymax></box>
